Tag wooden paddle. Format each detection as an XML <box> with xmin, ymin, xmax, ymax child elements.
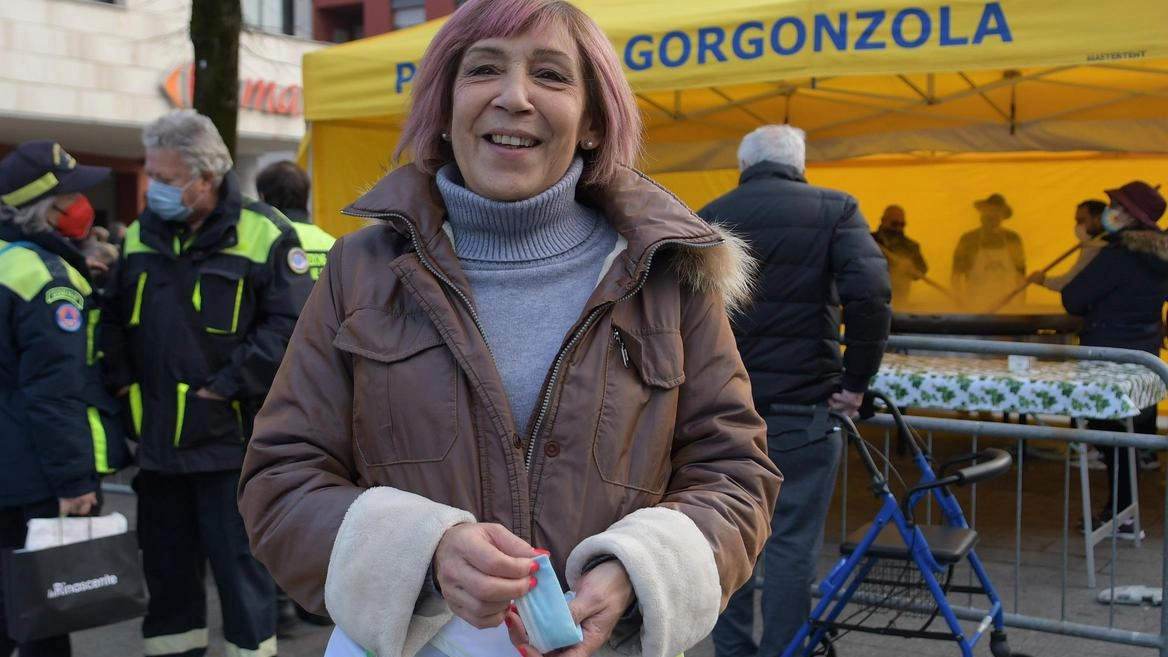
<box><xmin>984</xmin><ymin>242</ymin><xmax>1083</xmax><ymax>313</ymax></box>
<box><xmin>876</xmin><ymin>243</ymin><xmax>959</xmax><ymax>303</ymax></box>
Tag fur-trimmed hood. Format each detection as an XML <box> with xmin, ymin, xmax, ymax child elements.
<box><xmin>666</xmin><ymin>222</ymin><xmax>757</xmax><ymax>316</ymax></box>
<box><xmin>344</xmin><ymin>164</ymin><xmax>758</xmax><ymax>314</ymax></box>
<box><xmin>1118</xmin><ymin>228</ymin><xmax>1168</xmax><ymax>264</ymax></box>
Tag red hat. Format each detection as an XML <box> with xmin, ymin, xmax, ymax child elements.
<box><xmin>1105</xmin><ymin>181</ymin><xmax>1166</xmax><ymax>227</ymax></box>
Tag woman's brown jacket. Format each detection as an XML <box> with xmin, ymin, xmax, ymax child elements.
<box><xmin>238</xmin><ymin>164</ymin><xmax>781</xmax><ymax>657</ymax></box>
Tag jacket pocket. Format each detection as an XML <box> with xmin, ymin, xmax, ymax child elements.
<box><xmin>333</xmin><ymin>309</ymin><xmax>459</xmax><ymax>466</ymax></box>
<box><xmin>194</xmin><ymin>264</ymin><xmax>246</xmax><ymax>335</ymax></box>
<box><xmin>592</xmin><ymin>324</ymin><xmax>685</xmax><ymax>494</ymax></box>
<box><xmin>173</xmin><ymin>382</ymin><xmax>244</xmax><ymax>448</ymax></box>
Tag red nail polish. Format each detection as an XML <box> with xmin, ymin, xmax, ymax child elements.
<box><xmin>534</xmin><ymin>548</ymin><xmax>551</xmax><ymax>556</ymax></box>
<box><xmin>528</xmin><ymin>576</ymin><xmax>537</xmax><ymax>590</ymax></box>
<box><xmin>504</xmin><ymin>615</ymin><xmax>513</xmax><ymax>628</ymax></box>
<box><xmin>509</xmin><ymin>603</ymin><xmax>519</xmax><ymax>615</ymax></box>
<box><xmin>529</xmin><ymin>561</ymin><xmax>539</xmax><ymax>575</ymax></box>
<box><xmin>517</xmin><ymin>647</ymin><xmax>528</xmax><ymax>657</ymax></box>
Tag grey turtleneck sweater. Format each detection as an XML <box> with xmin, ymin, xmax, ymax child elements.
<box><xmin>436</xmin><ymin>158</ymin><xmax>619</xmax><ymax>432</ymax></box>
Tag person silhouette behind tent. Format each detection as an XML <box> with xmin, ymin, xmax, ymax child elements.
<box><xmin>951</xmin><ymin>193</ymin><xmax>1026</xmax><ymax>307</ymax></box>
<box><xmin>871</xmin><ymin>204</ymin><xmax>928</xmax><ymax>305</ymax></box>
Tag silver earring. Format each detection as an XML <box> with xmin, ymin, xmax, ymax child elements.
<box><xmin>441</xmin><ymin>132</ymin><xmax>450</xmax><ymax>142</ymax></box>
<box><xmin>582</xmin><ymin>139</ymin><xmax>596</xmax><ymax>150</ymax></box>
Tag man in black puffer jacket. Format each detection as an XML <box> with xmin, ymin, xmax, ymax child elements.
<box><xmin>701</xmin><ymin>124</ymin><xmax>891</xmax><ymax>657</ymax></box>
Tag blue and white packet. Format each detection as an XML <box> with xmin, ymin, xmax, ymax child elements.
<box><xmin>514</xmin><ymin>553</ymin><xmax>584</xmax><ymax>652</ymax></box>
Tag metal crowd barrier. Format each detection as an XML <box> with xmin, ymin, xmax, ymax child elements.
<box><xmin>832</xmin><ymin>335</ymin><xmax>1168</xmax><ymax>656</ymax></box>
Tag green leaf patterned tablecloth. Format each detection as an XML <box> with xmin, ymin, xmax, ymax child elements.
<box><xmin>873</xmin><ymin>353</ymin><xmax>1167</xmax><ymax>419</ymax></box>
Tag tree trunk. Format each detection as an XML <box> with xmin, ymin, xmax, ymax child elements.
<box><xmin>190</xmin><ymin>0</ymin><xmax>241</xmax><ymax>158</ymax></box>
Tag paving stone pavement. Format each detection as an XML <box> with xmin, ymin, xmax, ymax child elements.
<box><xmin>78</xmin><ymin>422</ymin><xmax>1164</xmax><ymax>656</ymax></box>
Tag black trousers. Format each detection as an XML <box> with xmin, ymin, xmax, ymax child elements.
<box><xmin>135</xmin><ymin>470</ymin><xmax>276</xmax><ymax>657</ymax></box>
<box><xmin>0</xmin><ymin>498</ymin><xmax>71</xmax><ymax>657</ymax></box>
<box><xmin>1088</xmin><ymin>405</ymin><xmax>1157</xmax><ymax>515</ymax></box>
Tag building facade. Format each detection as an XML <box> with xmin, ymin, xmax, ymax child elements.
<box><xmin>0</xmin><ymin>0</ymin><xmax>322</xmax><ymax>227</ymax></box>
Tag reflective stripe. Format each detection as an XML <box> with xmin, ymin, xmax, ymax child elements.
<box><xmin>0</xmin><ymin>240</ymin><xmax>53</xmax><ymax>301</ymax></box>
<box><xmin>225</xmin><ymin>635</ymin><xmax>277</xmax><ymax>657</ymax></box>
<box><xmin>129</xmin><ymin>271</ymin><xmax>147</xmax><ymax>326</ymax></box>
<box><xmin>87</xmin><ymin>406</ymin><xmax>112</xmax><ymax>474</ymax></box>
<box><xmin>174</xmin><ymin>382</ymin><xmax>189</xmax><ymax>447</ymax></box>
<box><xmin>232</xmin><ymin>399</ymin><xmax>243</xmax><ymax>440</ymax></box>
<box><xmin>192</xmin><ymin>277</ymin><xmax>202</xmax><ymax>312</ymax></box>
<box><xmin>144</xmin><ymin>628</ymin><xmax>209</xmax><ymax>656</ymax></box>
<box><xmin>0</xmin><ymin>171</ymin><xmax>58</xmax><ymax>207</ymax></box>
<box><xmin>206</xmin><ymin>278</ymin><xmax>244</xmax><ymax>335</ymax></box>
<box><xmin>222</xmin><ymin>208</ymin><xmax>284</xmax><ymax>263</ymax></box>
<box><xmin>64</xmin><ymin>262</ymin><xmax>91</xmax><ymax>296</ymax></box>
<box><xmin>292</xmin><ymin>223</ymin><xmax>336</xmax><ymax>281</ymax></box>
<box><xmin>86</xmin><ymin>308</ymin><xmax>100</xmax><ymax>365</ymax></box>
<box><xmin>129</xmin><ymin>383</ymin><xmax>142</xmax><ymax>436</ymax></box>
<box><xmin>122</xmin><ymin>223</ymin><xmax>158</xmax><ymax>256</ymax></box>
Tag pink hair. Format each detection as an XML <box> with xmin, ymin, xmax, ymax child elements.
<box><xmin>394</xmin><ymin>0</ymin><xmax>641</xmax><ymax>187</ymax></box>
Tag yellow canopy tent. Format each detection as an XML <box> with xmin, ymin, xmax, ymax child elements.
<box><xmin>302</xmin><ymin>0</ymin><xmax>1168</xmax><ymax>308</ymax></box>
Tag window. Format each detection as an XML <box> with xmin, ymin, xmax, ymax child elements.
<box><xmin>392</xmin><ymin>0</ymin><xmax>426</xmax><ymax>30</ymax></box>
<box><xmin>243</xmin><ymin>0</ymin><xmax>311</xmax><ymax>38</ymax></box>
<box><xmin>318</xmin><ymin>4</ymin><xmax>364</xmax><ymax>43</ymax></box>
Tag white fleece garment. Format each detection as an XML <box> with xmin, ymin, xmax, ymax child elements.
<box><xmin>326</xmin><ymin>491</ymin><xmax>721</xmax><ymax>657</ymax></box>
<box><xmin>566</xmin><ymin>507</ymin><xmax>722</xmax><ymax>657</ymax></box>
<box><xmin>325</xmin><ymin>487</ymin><xmax>474</xmax><ymax>657</ymax></box>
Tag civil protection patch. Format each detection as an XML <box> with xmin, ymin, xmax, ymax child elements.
<box><xmin>45</xmin><ymin>286</ymin><xmax>84</xmax><ymax>308</ymax></box>
<box><xmin>55</xmin><ymin>303</ymin><xmax>83</xmax><ymax>332</ymax></box>
<box><xmin>287</xmin><ymin>247</ymin><xmax>310</xmax><ymax>275</ymax></box>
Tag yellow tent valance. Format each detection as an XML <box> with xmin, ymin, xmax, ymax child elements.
<box><xmin>304</xmin><ymin>0</ymin><xmax>1168</xmax><ymax>123</ymax></box>
<box><xmin>302</xmin><ymin>0</ymin><xmax>1168</xmax><ymax>236</ymax></box>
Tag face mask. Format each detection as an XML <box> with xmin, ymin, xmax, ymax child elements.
<box><xmin>1101</xmin><ymin>206</ymin><xmax>1124</xmax><ymax>234</ymax></box>
<box><xmin>1074</xmin><ymin>223</ymin><xmax>1091</xmax><ymax>243</ymax></box>
<box><xmin>52</xmin><ymin>196</ymin><xmax>95</xmax><ymax>240</ymax></box>
<box><xmin>146</xmin><ymin>178</ymin><xmax>194</xmax><ymax>223</ymax></box>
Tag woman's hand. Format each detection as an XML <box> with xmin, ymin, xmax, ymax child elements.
<box><xmin>506</xmin><ymin>559</ymin><xmax>635</xmax><ymax>657</ymax></box>
<box><xmin>195</xmin><ymin>387</ymin><xmax>227</xmax><ymax>401</ymax></box>
<box><xmin>434</xmin><ymin>523</ymin><xmax>536</xmax><ymax>629</ymax></box>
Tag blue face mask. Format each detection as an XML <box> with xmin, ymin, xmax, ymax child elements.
<box><xmin>146</xmin><ymin>178</ymin><xmax>193</xmax><ymax>223</ymax></box>
<box><xmin>1101</xmin><ymin>206</ymin><xmax>1124</xmax><ymax>234</ymax></box>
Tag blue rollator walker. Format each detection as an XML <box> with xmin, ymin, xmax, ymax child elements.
<box><xmin>780</xmin><ymin>391</ymin><xmax>1029</xmax><ymax>657</ymax></box>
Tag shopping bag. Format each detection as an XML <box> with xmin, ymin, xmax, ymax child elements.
<box><xmin>2</xmin><ymin>530</ymin><xmax>148</xmax><ymax>642</ymax></box>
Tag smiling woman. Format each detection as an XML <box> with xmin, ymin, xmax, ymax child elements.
<box><xmin>447</xmin><ymin>23</ymin><xmax>597</xmax><ymax>201</ymax></box>
<box><xmin>237</xmin><ymin>2</ymin><xmax>782</xmax><ymax>657</ymax></box>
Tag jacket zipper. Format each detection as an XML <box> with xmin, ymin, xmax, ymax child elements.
<box><xmin>613</xmin><ymin>329</ymin><xmax>630</xmax><ymax>368</ymax></box>
<box><xmin>523</xmin><ymin>238</ymin><xmax>721</xmax><ymax>470</ymax></box>
<box><xmin>341</xmin><ymin>208</ymin><xmax>493</xmax><ymax>357</ymax></box>
<box><xmin>342</xmin><ymin>207</ymin><xmax>721</xmax><ymax>473</ymax></box>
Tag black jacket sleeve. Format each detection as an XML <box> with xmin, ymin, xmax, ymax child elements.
<box><xmin>832</xmin><ymin>201</ymin><xmax>893</xmax><ymax>392</ymax></box>
<box><xmin>206</xmin><ymin>227</ymin><xmax>313</xmax><ymax>399</ymax></box>
<box><xmin>100</xmin><ymin>252</ymin><xmax>134</xmax><ymax>391</ymax></box>
<box><xmin>15</xmin><ymin>284</ymin><xmax>97</xmax><ymax>498</ymax></box>
<box><xmin>1061</xmin><ymin>248</ymin><xmax>1119</xmax><ymax>316</ymax></box>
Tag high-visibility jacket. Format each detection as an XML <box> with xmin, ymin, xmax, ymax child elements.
<box><xmin>290</xmin><ymin>221</ymin><xmax>336</xmax><ymax>282</ymax></box>
<box><xmin>0</xmin><ymin>223</ymin><xmax>129</xmax><ymax>506</ymax></box>
<box><xmin>102</xmin><ymin>172</ymin><xmax>313</xmax><ymax>473</ymax></box>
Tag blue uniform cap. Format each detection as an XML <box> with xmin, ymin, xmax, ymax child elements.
<box><xmin>0</xmin><ymin>140</ymin><xmax>111</xmax><ymax>209</ymax></box>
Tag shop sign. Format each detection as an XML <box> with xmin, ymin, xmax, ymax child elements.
<box><xmin>161</xmin><ymin>63</ymin><xmax>303</xmax><ymax>117</ymax></box>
